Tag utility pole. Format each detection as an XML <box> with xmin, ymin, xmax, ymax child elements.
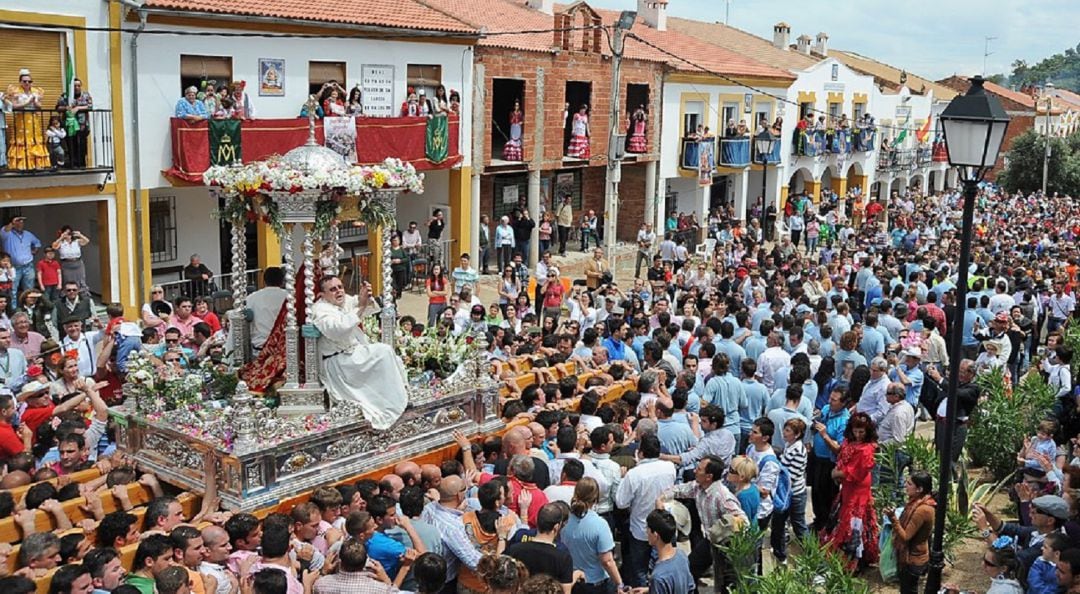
<box><xmin>1043</xmin><ymin>83</ymin><xmax>1054</xmax><ymax>195</ymax></box>
<box><xmin>604</xmin><ymin>11</ymin><xmax>636</xmax><ymax>252</ymax></box>
<box><xmin>982</xmin><ymin>36</ymin><xmax>997</xmax><ymax>76</ymax></box>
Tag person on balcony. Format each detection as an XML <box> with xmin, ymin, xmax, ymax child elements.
<box><xmin>736</xmin><ymin>119</ymin><xmax>749</xmax><ymax>137</ymax></box>
<box><xmin>433</xmin><ymin>85</ymin><xmax>450</xmax><ymax>115</ymax></box>
<box><xmin>503</xmin><ymin>99</ymin><xmax>524</xmax><ymax>161</ymax></box>
<box><xmin>771</xmin><ymin>116</ymin><xmax>783</xmax><ymax>136</ymax></box>
<box><xmin>310</xmin><ymin>276</ymin><xmax>408</xmax><ymax>430</ymax></box>
<box><xmin>201</xmin><ymin>80</ymin><xmax>220</xmax><ymax>115</ymax></box>
<box><xmin>628</xmin><ymin>105</ymin><xmax>647</xmax><ymax>153</ymax></box>
<box><xmin>566</xmin><ymin>104</ymin><xmax>590</xmax><ymax>159</ymax></box>
<box><xmin>55</xmin><ymin>78</ymin><xmax>93</xmax><ymax>169</ymax></box>
<box><xmin>320</xmin><ymin>83</ymin><xmax>347</xmax><ymax>118</ymax></box>
<box><xmin>449</xmin><ymin>89</ymin><xmax>461</xmax><ymax>114</ymax></box>
<box><xmin>182</xmin><ymin>254</ymin><xmax>214</xmax><ymax>298</ymax></box>
<box><xmin>175</xmin><ymin>86</ymin><xmax>208</xmax><ymax>122</ymax></box>
<box><xmin>6</xmin><ymin>69</ymin><xmax>50</xmax><ymax>170</ymax></box>
<box><xmin>345</xmin><ymin>86</ymin><xmax>363</xmax><ymax>117</ymax></box>
<box><xmin>724</xmin><ymin>119</ymin><xmax>738</xmax><ymax>138</ymax></box>
<box><xmin>228</xmin><ymin>82</ymin><xmax>253</xmax><ymax>119</ymax></box>
<box><xmin>45</xmin><ymin>116</ymin><xmax>66</xmax><ymax>169</ymax></box>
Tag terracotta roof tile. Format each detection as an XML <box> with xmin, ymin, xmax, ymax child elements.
<box><xmin>422</xmin><ymin>0</ymin><xmax>559</xmax><ymax>52</ymax></box>
<box><xmin>667</xmin><ymin>17</ymin><xmax>819</xmax><ymax>73</ymax></box>
<box><xmin>983</xmin><ymin>80</ymin><xmax>1036</xmax><ymax>108</ymax></box>
<box><xmin>830</xmin><ymin>50</ymin><xmax>958</xmax><ymax>100</ymax></box>
<box><xmin>143</xmin><ymin>0</ymin><xmax>478</xmax><ymax>34</ymax></box>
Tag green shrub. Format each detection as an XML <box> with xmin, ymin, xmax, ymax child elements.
<box><xmin>719</xmin><ymin>528</ymin><xmax>872</xmax><ymax>593</ymax></box>
<box><xmin>967</xmin><ymin>368</ymin><xmax>1055</xmax><ymax>481</ymax></box>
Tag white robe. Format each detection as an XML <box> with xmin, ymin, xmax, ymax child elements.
<box><xmin>308</xmin><ymin>295</ymin><xmax>408</xmax><ymax>429</ymax></box>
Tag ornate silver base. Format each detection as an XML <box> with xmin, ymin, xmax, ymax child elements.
<box><xmin>113</xmin><ymin>381</ymin><xmax>501</xmax><ymax>512</ymax></box>
<box><xmin>276</xmin><ymin>386</ymin><xmax>327</xmax><ymax>417</ymax></box>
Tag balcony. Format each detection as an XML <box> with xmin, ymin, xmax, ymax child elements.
<box><xmin>752</xmin><ymin>138</ymin><xmax>782</xmax><ymax>164</ymax></box>
<box><xmin>877</xmin><ymin>148</ymin><xmax>916</xmax><ymax>172</ymax></box>
<box><xmin>680</xmin><ymin>137</ymin><xmax>716</xmax><ymax>170</ymax></box>
<box><xmin>828</xmin><ymin>129</ymin><xmax>853</xmax><ymax>154</ymax></box>
<box><xmin>718</xmin><ymin>137</ymin><xmax>750</xmax><ymax>167</ymax></box>
<box><xmin>932</xmin><ymin>141</ymin><xmax>948</xmax><ymax>162</ymax></box>
<box><xmin>1</xmin><ymin>109</ymin><xmax>114</xmax><ymax>178</ymax></box>
<box><xmin>916</xmin><ymin>147</ymin><xmax>933</xmax><ymax>167</ymax></box>
<box><xmin>166</xmin><ymin>114</ymin><xmax>462</xmax><ymax>183</ymax></box>
<box><xmin>853</xmin><ymin>128</ymin><xmax>876</xmax><ymax>152</ymax></box>
<box><xmin>793</xmin><ymin>129</ymin><xmax>826</xmax><ymax>157</ymax></box>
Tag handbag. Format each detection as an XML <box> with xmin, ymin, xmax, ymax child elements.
<box><xmin>878</xmin><ymin>522</ymin><xmax>897</xmax><ymax>583</ymax></box>
<box><xmin>706</xmin><ymin>508</ymin><xmax>746</xmax><ymax>547</ymax></box>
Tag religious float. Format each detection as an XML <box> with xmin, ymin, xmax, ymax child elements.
<box><xmin>112</xmin><ymin>102</ymin><xmax>500</xmax><ymax>512</ymax></box>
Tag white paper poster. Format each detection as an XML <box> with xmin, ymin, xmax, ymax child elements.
<box><xmin>361</xmin><ymin>64</ymin><xmax>395</xmax><ymax>118</ymax></box>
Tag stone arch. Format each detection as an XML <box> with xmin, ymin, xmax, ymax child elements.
<box><xmin>910</xmin><ymin>173</ymin><xmax>924</xmax><ymax>191</ymax></box>
<box><xmin>788</xmin><ymin>167</ymin><xmax>813</xmax><ymax>194</ymax></box>
<box><xmin>819</xmin><ymin>165</ymin><xmax>834</xmax><ymax>190</ymax></box>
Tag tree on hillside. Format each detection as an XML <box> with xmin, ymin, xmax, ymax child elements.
<box><xmin>997</xmin><ymin>130</ymin><xmax>1080</xmax><ymax>195</ymax></box>
<box><xmin>1009</xmin><ymin>44</ymin><xmax>1080</xmax><ymax>91</ymax></box>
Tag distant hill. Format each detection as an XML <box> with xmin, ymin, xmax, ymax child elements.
<box><xmin>999</xmin><ymin>42</ymin><xmax>1080</xmax><ymax>92</ymax></box>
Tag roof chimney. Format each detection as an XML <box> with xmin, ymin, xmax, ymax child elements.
<box><xmin>772</xmin><ymin>22</ymin><xmax>791</xmax><ymax>50</ymax></box>
<box><xmin>813</xmin><ymin>32</ymin><xmax>829</xmax><ymax>56</ymax></box>
<box><xmin>637</xmin><ymin>0</ymin><xmax>667</xmax><ymax>32</ymax></box>
<box><xmin>526</xmin><ymin>0</ymin><xmax>554</xmax><ymax>16</ymax></box>
<box><xmin>796</xmin><ymin>34</ymin><xmax>811</xmax><ymax>55</ymax></box>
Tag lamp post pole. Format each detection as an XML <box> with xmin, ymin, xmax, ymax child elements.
<box><xmin>757</xmin><ymin>155</ymin><xmax>767</xmax><ymax>228</ymax></box>
<box><xmin>924</xmin><ymin>176</ymin><xmax>977</xmax><ymax>594</ymax></box>
<box><xmin>604</xmin><ymin>12</ymin><xmax>635</xmax><ymax>252</ymax></box>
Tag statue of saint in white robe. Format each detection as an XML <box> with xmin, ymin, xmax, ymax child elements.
<box><xmin>308</xmin><ymin>295</ymin><xmax>408</xmax><ymax>429</ymax></box>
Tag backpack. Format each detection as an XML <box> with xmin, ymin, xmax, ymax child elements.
<box><xmin>756</xmin><ymin>452</ymin><xmax>792</xmax><ymax>513</ymax></box>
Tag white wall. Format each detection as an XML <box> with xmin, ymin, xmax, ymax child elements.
<box><xmin>130</xmin><ymin>22</ymin><xmax>474</xmax><ymax>187</ymax></box>
<box><xmin>659</xmin><ymin>81</ymin><xmax>764</xmax><ymax>180</ymax></box>
<box><xmin>396</xmin><ymin>170</ymin><xmax>450</xmax><ymax>233</ymax></box>
<box><xmin>148</xmin><ymin>186</ymin><xmax>221</xmax><ymax>280</ymax></box>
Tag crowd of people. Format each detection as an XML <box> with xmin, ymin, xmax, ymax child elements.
<box><xmin>2</xmin><ymin>179</ymin><xmax>1080</xmax><ymax>594</ymax></box>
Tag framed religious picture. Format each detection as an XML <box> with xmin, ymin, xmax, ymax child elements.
<box><xmin>259</xmin><ymin>58</ymin><xmax>285</xmax><ymax>96</ymax></box>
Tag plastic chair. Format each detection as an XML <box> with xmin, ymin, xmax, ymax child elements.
<box><xmin>695</xmin><ymin>238</ymin><xmax>717</xmax><ymax>259</ymax></box>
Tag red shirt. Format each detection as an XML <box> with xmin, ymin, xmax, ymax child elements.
<box><xmin>200</xmin><ymin>311</ymin><xmax>222</xmax><ymax>334</ymax></box>
<box><xmin>21</xmin><ymin>404</ymin><xmax>56</xmax><ymax>440</ymax></box>
<box><xmin>543</xmin><ymin>283</ymin><xmax>564</xmax><ymax>308</ymax></box>
<box><xmin>0</xmin><ymin>422</ymin><xmax>25</xmax><ymax>458</ymax></box>
<box><xmin>37</xmin><ymin>259</ymin><xmax>61</xmax><ymax>287</ymax></box>
<box><xmin>507</xmin><ymin>476</ymin><xmax>548</xmax><ymax>529</ymax></box>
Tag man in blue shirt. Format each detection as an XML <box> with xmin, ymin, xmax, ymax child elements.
<box><xmin>810</xmin><ymin>387</ymin><xmax>849</xmax><ymax>532</ymax></box>
<box><xmin>738</xmin><ymin>359</ymin><xmax>770</xmax><ymax>452</ymax></box>
<box><xmin>890</xmin><ymin>348</ymin><xmax>925</xmax><ymax>411</ymax></box>
<box><xmin>714</xmin><ymin>321</ymin><xmax>745</xmax><ymax>377</ymax></box>
<box><xmin>603</xmin><ymin>320</ymin><xmax>630</xmax><ymax>364</ymax></box>
<box><xmin>703</xmin><ymin>353</ymin><xmax>743</xmax><ymax>437</ymax></box>
<box><xmin>0</xmin><ymin>216</ymin><xmax>41</xmax><ymax>294</ymax></box>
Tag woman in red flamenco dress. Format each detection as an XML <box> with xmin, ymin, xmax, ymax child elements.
<box><xmin>821</xmin><ymin>411</ymin><xmax>880</xmax><ymax>571</ymax></box>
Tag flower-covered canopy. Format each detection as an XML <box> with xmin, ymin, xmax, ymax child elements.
<box><xmin>204</xmin><ymin>156</ymin><xmax>424</xmax><ymax>197</ymax></box>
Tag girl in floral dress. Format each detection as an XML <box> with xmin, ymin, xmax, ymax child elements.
<box><xmin>502</xmin><ymin>99</ymin><xmax>523</xmax><ymax>161</ymax></box>
<box><xmin>567</xmin><ymin>104</ymin><xmax>590</xmax><ymax>159</ymax></box>
<box><xmin>822</xmin><ymin>411</ymin><xmax>880</xmax><ymax>570</ymax></box>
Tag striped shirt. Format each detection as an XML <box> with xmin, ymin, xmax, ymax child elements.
<box><xmin>779</xmin><ymin>439</ymin><xmax>807</xmax><ymax>495</ymax></box>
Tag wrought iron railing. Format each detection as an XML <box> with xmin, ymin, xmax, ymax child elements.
<box><xmin>853</xmin><ymin>128</ymin><xmax>877</xmax><ymax>152</ymax></box>
<box><xmin>828</xmin><ymin>129</ymin><xmax>853</xmax><ymax>154</ymax></box>
<box><xmin>752</xmin><ymin>139</ymin><xmax>782</xmax><ymax>164</ymax></box>
<box><xmin>2</xmin><ymin>108</ymin><xmax>114</xmax><ymax>175</ymax></box>
<box><xmin>159</xmin><ymin>268</ymin><xmax>262</xmax><ymax>302</ymax></box>
<box><xmin>793</xmin><ymin>129</ymin><xmax>826</xmax><ymax>156</ymax></box>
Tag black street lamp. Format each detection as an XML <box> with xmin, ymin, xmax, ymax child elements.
<box><xmin>754</xmin><ymin>128</ymin><xmax>777</xmax><ymax>231</ymax></box>
<box><xmin>924</xmin><ymin>75</ymin><xmax>1010</xmax><ymax>594</ymax></box>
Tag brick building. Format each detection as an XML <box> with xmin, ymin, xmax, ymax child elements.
<box><xmin>425</xmin><ymin>0</ymin><xmax>668</xmax><ymax>264</ymax></box>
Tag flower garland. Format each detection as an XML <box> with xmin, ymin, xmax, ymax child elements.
<box><xmin>361</xmin><ymin>317</ymin><xmax>476</xmax><ymax>382</ymax></box>
<box><xmin>206</xmin><ymin>156</ymin><xmax>423</xmax><ymax>235</ymax></box>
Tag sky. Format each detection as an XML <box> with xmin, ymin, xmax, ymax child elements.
<box><xmin>584</xmin><ymin>0</ymin><xmax>1080</xmax><ymax>81</ymax></box>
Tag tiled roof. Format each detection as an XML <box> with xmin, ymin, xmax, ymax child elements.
<box><xmin>938</xmin><ymin>76</ymin><xmax>1036</xmax><ymax>109</ymax></box>
<box><xmin>667</xmin><ymin>17</ymin><xmax>819</xmax><ymax>73</ymax></box>
<box><xmin>830</xmin><ymin>50</ymin><xmax>958</xmax><ymax>100</ymax></box>
<box><xmin>1050</xmin><ymin>87</ymin><xmax>1080</xmax><ymax>109</ymax></box>
<box><xmin>422</xmin><ymin>0</ymin><xmax>562</xmax><ymax>53</ymax></box>
<box><xmin>142</xmin><ymin>0</ymin><xmax>479</xmax><ymax>34</ymax></box>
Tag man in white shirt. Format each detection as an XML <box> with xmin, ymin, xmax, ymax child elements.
<box><xmin>615</xmin><ymin>434</ymin><xmax>676</xmax><ymax>588</ymax></box>
<box><xmin>756</xmin><ymin>332</ymin><xmax>791</xmax><ymax>392</ymax></box>
<box><xmin>635</xmin><ymin>223</ymin><xmax>656</xmax><ymax>279</ymax></box>
<box><xmin>855</xmin><ymin>357</ymin><xmax>891</xmax><ymax>425</ymax></box>
<box><xmin>60</xmin><ymin>317</ymin><xmax>102</xmax><ymax>378</ymax></box>
<box><xmin>244</xmin><ymin>267</ymin><xmax>287</xmax><ymax>352</ymax></box>
<box><xmin>878</xmin><ymin>382</ymin><xmax>915</xmax><ymax>446</ymax></box>
<box><xmin>401</xmin><ymin>221</ymin><xmax>423</xmax><ymax>256</ymax></box>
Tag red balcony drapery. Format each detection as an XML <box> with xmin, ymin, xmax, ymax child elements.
<box><xmin>166</xmin><ymin>115</ymin><xmax>462</xmax><ymax>183</ymax></box>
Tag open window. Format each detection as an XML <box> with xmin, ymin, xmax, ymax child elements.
<box><xmin>309</xmin><ymin>61</ymin><xmax>346</xmax><ymax>97</ymax></box>
<box><xmin>407</xmin><ymin>64</ymin><xmax>442</xmax><ymax>102</ymax></box>
<box><xmin>491</xmin><ymin>78</ymin><xmax>526</xmax><ymax>163</ymax></box>
<box><xmin>624</xmin><ymin>83</ymin><xmax>650</xmax><ymax>153</ymax></box>
<box><xmin>181</xmin><ymin>55</ymin><xmax>232</xmax><ymax>95</ymax></box>
<box><xmin>828</xmin><ymin>102</ymin><xmax>842</xmax><ymax>128</ymax></box>
<box><xmin>564</xmin><ymin>81</ymin><xmax>592</xmax><ymax>157</ymax></box>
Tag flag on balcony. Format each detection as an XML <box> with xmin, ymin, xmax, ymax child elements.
<box><xmin>892</xmin><ymin>128</ymin><xmax>907</xmax><ymax>147</ymax></box>
<box><xmin>916</xmin><ymin>117</ymin><xmax>932</xmax><ymax>143</ymax></box>
<box><xmin>65</xmin><ymin>49</ymin><xmax>75</xmax><ymax>98</ymax></box>
<box><xmin>425</xmin><ymin>114</ymin><xmax>449</xmax><ymax>164</ymax></box>
<box><xmin>209</xmin><ymin>119</ymin><xmax>242</xmax><ymax>166</ymax></box>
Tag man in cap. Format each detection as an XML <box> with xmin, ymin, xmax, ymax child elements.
<box><xmin>973</xmin><ymin>493</ymin><xmax>1070</xmax><ymax>576</ymax></box>
<box><xmin>889</xmin><ymin>347</ymin><xmax>924</xmax><ymax>411</ymax></box>
<box><xmin>0</xmin><ymin>215</ymin><xmax>42</xmax><ymax>294</ymax></box>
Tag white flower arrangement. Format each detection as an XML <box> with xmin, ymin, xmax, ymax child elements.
<box><xmin>204</xmin><ymin>157</ymin><xmax>425</xmax><ymax>198</ymax></box>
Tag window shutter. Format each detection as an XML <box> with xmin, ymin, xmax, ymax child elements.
<box><xmin>0</xmin><ymin>28</ymin><xmax>65</xmax><ymax>103</ymax></box>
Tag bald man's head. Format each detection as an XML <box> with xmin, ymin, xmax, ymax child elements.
<box><xmin>0</xmin><ymin>470</ymin><xmax>31</xmax><ymax>489</ymax></box>
<box><xmin>438</xmin><ymin>475</ymin><xmax>465</xmax><ymax>504</ymax></box>
<box><xmin>421</xmin><ymin>464</ymin><xmax>442</xmax><ymax>490</ymax></box>
<box><xmin>395</xmin><ymin>461</ymin><xmax>421</xmax><ymax>486</ymax></box>
<box><xmin>379</xmin><ymin>474</ymin><xmax>404</xmax><ymax>499</ymax></box>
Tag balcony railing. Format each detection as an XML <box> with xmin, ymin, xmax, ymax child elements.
<box><xmin>718</xmin><ymin>137</ymin><xmax>750</xmax><ymax>167</ymax></box>
<box><xmin>166</xmin><ymin>114</ymin><xmax>462</xmax><ymax>183</ymax></box>
<box><xmin>752</xmin><ymin>138</ymin><xmax>782</xmax><ymax>164</ymax></box>
<box><xmin>853</xmin><ymin>128</ymin><xmax>877</xmax><ymax>152</ymax></box>
<box><xmin>828</xmin><ymin>129</ymin><xmax>853</xmax><ymax>154</ymax></box>
<box><xmin>916</xmin><ymin>147</ymin><xmax>933</xmax><ymax>167</ymax></box>
<box><xmin>877</xmin><ymin>148</ymin><xmax>917</xmax><ymax>172</ymax></box>
<box><xmin>793</xmin><ymin>129</ymin><xmax>825</xmax><ymax>156</ymax></box>
<box><xmin>1</xmin><ymin>109</ymin><xmax>114</xmax><ymax>177</ymax></box>
<box><xmin>680</xmin><ymin>137</ymin><xmax>713</xmax><ymax>170</ymax></box>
